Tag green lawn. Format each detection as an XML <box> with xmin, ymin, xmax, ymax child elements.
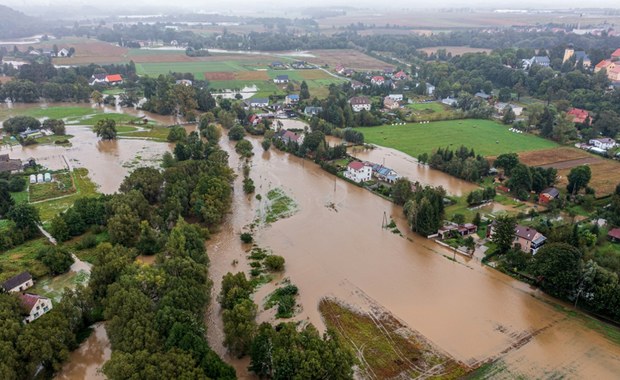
<box><xmin>407</xmin><ymin>102</ymin><xmax>448</xmax><ymax>113</ymax></box>
<box><xmin>34</xmin><ymin>168</ymin><xmax>98</xmax><ymax>222</ymax></box>
<box><xmin>0</xmin><ymin>238</ymin><xmax>51</xmax><ymax>282</ymax></box>
<box><xmin>355</xmin><ymin>119</ymin><xmax>558</xmax><ymax>158</ymax></box>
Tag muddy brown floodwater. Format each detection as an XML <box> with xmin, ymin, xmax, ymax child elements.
<box><xmin>0</xmin><ymin>103</ymin><xmax>174</xmax><ymax>194</ymax></box>
<box><xmin>206</xmin><ymin>133</ymin><xmax>620</xmax><ymax>379</ymax></box>
<box><xmin>55</xmin><ymin>323</ymin><xmax>111</xmax><ymax>380</ymax></box>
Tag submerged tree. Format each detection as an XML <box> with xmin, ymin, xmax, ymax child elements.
<box><xmin>93</xmin><ymin>118</ymin><xmax>117</xmax><ymax>140</ymax></box>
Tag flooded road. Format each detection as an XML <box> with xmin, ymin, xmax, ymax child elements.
<box><xmin>205</xmin><ymin>134</ymin><xmax>620</xmax><ymax>379</ymax></box>
<box><xmin>55</xmin><ymin>323</ymin><xmax>111</xmax><ymax>380</ymax></box>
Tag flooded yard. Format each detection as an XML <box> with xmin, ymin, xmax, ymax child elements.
<box><xmin>205</xmin><ymin>133</ymin><xmax>620</xmax><ymax>379</ymax></box>
<box><xmin>0</xmin><ymin>103</ymin><xmax>174</xmax><ymax>193</ymax></box>
<box><xmin>55</xmin><ymin>323</ymin><xmax>111</xmax><ymax>380</ymax></box>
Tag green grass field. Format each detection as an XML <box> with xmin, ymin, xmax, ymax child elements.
<box><xmin>0</xmin><ymin>238</ymin><xmax>51</xmax><ymax>282</ymax></box>
<box><xmin>355</xmin><ymin>119</ymin><xmax>558</xmax><ymax>158</ymax></box>
<box><xmin>407</xmin><ymin>102</ymin><xmax>448</xmax><ymax>113</ymax></box>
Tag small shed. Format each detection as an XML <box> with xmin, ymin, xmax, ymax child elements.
<box><xmin>44</xmin><ymin>173</ymin><xmax>52</xmax><ymax>182</ymax></box>
<box><xmin>29</xmin><ymin>174</ymin><xmax>36</xmax><ymax>184</ymax></box>
<box><xmin>36</xmin><ymin>173</ymin><xmax>44</xmax><ymax>183</ymax></box>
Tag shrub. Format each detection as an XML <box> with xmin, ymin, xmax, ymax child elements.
<box><xmin>264</xmin><ymin>255</ymin><xmax>285</xmax><ymax>271</ymax></box>
<box><xmin>8</xmin><ymin>176</ymin><xmax>26</xmax><ymax>192</ymax></box>
<box><xmin>240</xmin><ymin>232</ymin><xmax>253</xmax><ymax>244</ymax></box>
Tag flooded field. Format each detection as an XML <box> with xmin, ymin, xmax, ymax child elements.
<box><xmin>55</xmin><ymin>323</ymin><xmax>111</xmax><ymax>380</ymax></box>
<box><xmin>327</xmin><ymin>136</ymin><xmax>479</xmax><ymax>196</ymax></box>
<box><xmin>205</xmin><ymin>133</ymin><xmax>620</xmax><ymax>379</ymax></box>
<box><xmin>0</xmin><ymin>103</ymin><xmax>173</xmax><ymax>193</ymax></box>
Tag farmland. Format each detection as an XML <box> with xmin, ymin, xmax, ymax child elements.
<box><xmin>417</xmin><ymin>46</ymin><xmax>493</xmax><ymax>56</ymax></box>
<box><xmin>516</xmin><ymin>147</ymin><xmax>620</xmax><ymax>196</ymax></box>
<box><xmin>354</xmin><ymin>119</ymin><xmax>558</xmax><ymax>158</ymax></box>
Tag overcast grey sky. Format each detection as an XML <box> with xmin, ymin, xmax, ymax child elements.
<box><xmin>3</xmin><ymin>0</ymin><xmax>620</xmax><ymax>15</ymax></box>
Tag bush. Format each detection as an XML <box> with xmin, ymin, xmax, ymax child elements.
<box><xmin>37</xmin><ymin>246</ymin><xmax>74</xmax><ymax>275</ymax></box>
<box><xmin>264</xmin><ymin>255</ymin><xmax>285</xmax><ymax>271</ymax></box>
<box><xmin>240</xmin><ymin>233</ymin><xmax>253</xmax><ymax>244</ymax></box>
<box><xmin>76</xmin><ymin>234</ymin><xmax>98</xmax><ymax>250</ymax></box>
<box><xmin>8</xmin><ymin>176</ymin><xmax>26</xmax><ymax>192</ymax></box>
<box><xmin>167</xmin><ymin>126</ymin><xmax>187</xmax><ymax>142</ymax></box>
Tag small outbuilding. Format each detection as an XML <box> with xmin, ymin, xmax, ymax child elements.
<box><xmin>44</xmin><ymin>173</ymin><xmax>52</xmax><ymax>182</ymax></box>
<box><xmin>29</xmin><ymin>174</ymin><xmax>36</xmax><ymax>184</ymax></box>
<box><xmin>36</xmin><ymin>174</ymin><xmax>44</xmax><ymax>183</ymax></box>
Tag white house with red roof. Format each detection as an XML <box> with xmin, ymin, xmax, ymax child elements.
<box><xmin>18</xmin><ymin>293</ymin><xmax>53</xmax><ymax>323</ymax></box>
<box><xmin>344</xmin><ymin>161</ymin><xmax>372</xmax><ymax>183</ymax></box>
<box><xmin>370</xmin><ymin>76</ymin><xmax>385</xmax><ymax>86</ymax></box>
<box><xmin>105</xmin><ymin>74</ymin><xmax>123</xmax><ymax>85</ymax></box>
<box><xmin>393</xmin><ymin>71</ymin><xmax>409</xmax><ymax>81</ymax></box>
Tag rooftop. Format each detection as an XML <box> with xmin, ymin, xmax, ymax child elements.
<box><xmin>1</xmin><ymin>271</ymin><xmax>32</xmax><ymax>291</ymax></box>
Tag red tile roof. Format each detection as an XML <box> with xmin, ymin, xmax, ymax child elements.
<box><xmin>106</xmin><ymin>74</ymin><xmax>123</xmax><ymax>82</ymax></box>
<box><xmin>348</xmin><ymin>161</ymin><xmax>365</xmax><ymax>170</ymax></box>
<box><xmin>608</xmin><ymin>228</ymin><xmax>620</xmax><ymax>240</ymax></box>
<box><xmin>567</xmin><ymin>108</ymin><xmax>589</xmax><ymax>124</ymax></box>
<box><xmin>18</xmin><ymin>293</ymin><xmax>45</xmax><ymax>312</ymax></box>
<box><xmin>371</xmin><ymin>76</ymin><xmax>384</xmax><ymax>82</ymax></box>
<box><xmin>612</xmin><ymin>49</ymin><xmax>620</xmax><ymax>58</ymax></box>
<box><xmin>596</xmin><ymin>59</ymin><xmax>613</xmax><ymax>69</ymax></box>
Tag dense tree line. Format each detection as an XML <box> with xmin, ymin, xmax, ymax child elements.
<box><xmin>402</xmin><ymin>181</ymin><xmax>447</xmax><ymax>236</ymax></box>
<box><xmin>427</xmin><ymin>146</ymin><xmax>490</xmax><ymax>182</ymax></box>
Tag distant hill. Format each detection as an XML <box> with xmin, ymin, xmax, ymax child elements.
<box><xmin>0</xmin><ymin>5</ymin><xmax>47</xmax><ymax>39</ymax></box>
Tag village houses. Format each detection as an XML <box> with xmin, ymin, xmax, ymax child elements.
<box><xmin>343</xmin><ymin>161</ymin><xmax>372</xmax><ymax>183</ymax></box>
<box><xmin>274</xmin><ymin>75</ymin><xmax>289</xmax><ymax>84</ymax></box>
<box><xmin>567</xmin><ymin>108</ymin><xmax>590</xmax><ymax>124</ymax></box>
<box><xmin>383</xmin><ymin>96</ymin><xmax>400</xmax><ymax>110</ymax></box>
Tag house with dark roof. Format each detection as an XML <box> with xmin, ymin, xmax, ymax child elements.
<box><xmin>349</xmin><ymin>96</ymin><xmax>372</xmax><ymax>112</ymax></box>
<box><xmin>539</xmin><ymin>187</ymin><xmax>560</xmax><ymax>204</ymax></box>
<box><xmin>1</xmin><ymin>272</ymin><xmax>33</xmax><ymax>293</ymax></box>
<box><xmin>0</xmin><ymin>154</ymin><xmax>23</xmax><ymax>174</ymax></box>
<box><xmin>274</xmin><ymin>75</ymin><xmax>289</xmax><ymax>84</ymax></box>
<box><xmin>246</xmin><ymin>98</ymin><xmax>270</xmax><ymax>108</ymax></box>
<box><xmin>589</xmin><ymin>137</ymin><xmax>617</xmax><ymax>150</ymax></box>
<box><xmin>304</xmin><ymin>106</ymin><xmax>323</xmax><ymax>116</ymax></box>
<box><xmin>18</xmin><ymin>293</ymin><xmax>52</xmax><ymax>323</ymax></box>
<box><xmin>608</xmin><ymin>228</ymin><xmax>620</xmax><ymax>242</ymax></box>
<box><xmin>522</xmin><ymin>56</ymin><xmax>551</xmax><ymax>69</ymax></box>
<box><xmin>275</xmin><ymin>129</ymin><xmax>304</xmax><ymax>145</ymax></box>
<box><xmin>475</xmin><ymin>91</ymin><xmax>492</xmax><ymax>100</ymax></box>
<box><xmin>89</xmin><ymin>73</ymin><xmax>107</xmax><ymax>86</ymax></box>
<box><xmin>488</xmin><ymin>223</ymin><xmax>546</xmax><ymax>254</ymax></box>
<box><xmin>350</xmin><ymin>80</ymin><xmax>368</xmax><ymax>90</ymax></box>
<box><xmin>270</xmin><ymin>61</ymin><xmax>286</xmax><ymax>69</ymax></box>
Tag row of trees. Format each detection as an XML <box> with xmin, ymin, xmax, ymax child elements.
<box><xmin>425</xmin><ymin>146</ymin><xmax>490</xmax><ymax>182</ymax></box>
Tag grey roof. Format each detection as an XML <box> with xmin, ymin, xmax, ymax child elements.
<box><xmin>542</xmin><ymin>187</ymin><xmax>560</xmax><ymax>198</ymax></box>
<box><xmin>574</xmin><ymin>51</ymin><xmax>590</xmax><ymax>61</ymax></box>
<box><xmin>515</xmin><ymin>225</ymin><xmax>544</xmax><ymax>242</ymax></box>
<box><xmin>532</xmin><ymin>56</ymin><xmax>550</xmax><ymax>64</ymax></box>
<box><xmin>276</xmin><ymin>75</ymin><xmax>289</xmax><ymax>80</ymax></box>
<box><xmin>0</xmin><ymin>156</ymin><xmax>22</xmax><ymax>173</ymax></box>
<box><xmin>250</xmin><ymin>98</ymin><xmax>269</xmax><ymax>105</ymax></box>
<box><xmin>2</xmin><ymin>271</ymin><xmax>32</xmax><ymax>291</ymax></box>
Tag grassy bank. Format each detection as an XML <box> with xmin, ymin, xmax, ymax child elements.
<box><xmin>319</xmin><ymin>299</ymin><xmax>469</xmax><ymax>379</ymax></box>
<box><xmin>354</xmin><ymin>119</ymin><xmax>558</xmax><ymax>158</ymax></box>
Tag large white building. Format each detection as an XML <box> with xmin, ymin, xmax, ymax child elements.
<box><xmin>343</xmin><ymin>161</ymin><xmax>372</xmax><ymax>183</ymax></box>
<box><xmin>589</xmin><ymin>138</ymin><xmax>617</xmax><ymax>150</ymax></box>
<box><xmin>349</xmin><ymin>97</ymin><xmax>372</xmax><ymax>112</ymax></box>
